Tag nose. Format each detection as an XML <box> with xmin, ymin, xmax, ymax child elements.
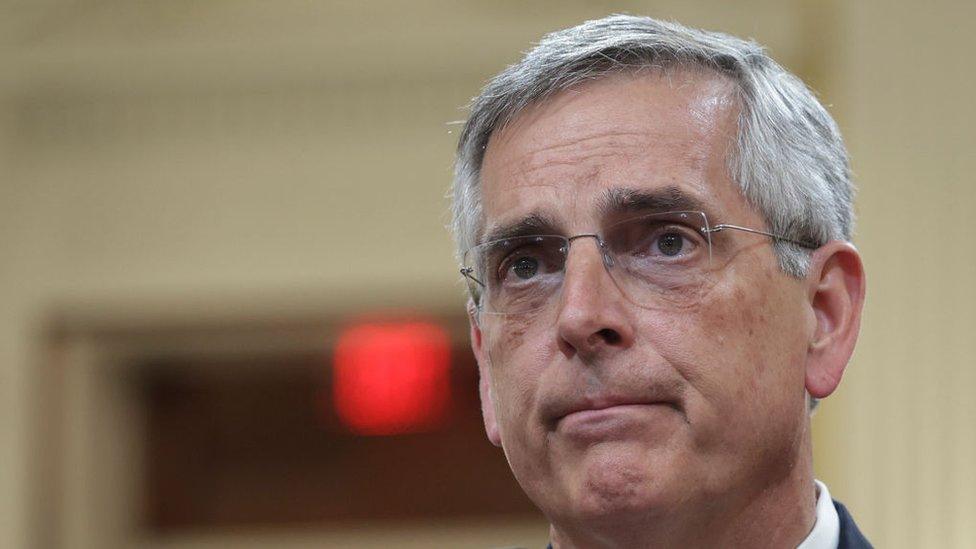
<box><xmin>555</xmin><ymin>236</ymin><xmax>635</xmax><ymax>361</ymax></box>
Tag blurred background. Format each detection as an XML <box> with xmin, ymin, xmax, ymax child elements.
<box><xmin>0</xmin><ymin>1</ymin><xmax>973</xmax><ymax>548</ymax></box>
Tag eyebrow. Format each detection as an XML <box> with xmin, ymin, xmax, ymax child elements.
<box><xmin>595</xmin><ymin>186</ymin><xmax>712</xmax><ymax>218</ymax></box>
<box><xmin>481</xmin><ymin>212</ymin><xmax>561</xmax><ymax>244</ymax></box>
<box><xmin>478</xmin><ymin>186</ymin><xmax>713</xmax><ymax>246</ymax></box>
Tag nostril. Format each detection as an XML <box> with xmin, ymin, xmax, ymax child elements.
<box><xmin>596</xmin><ymin>328</ymin><xmax>621</xmax><ymax>345</ymax></box>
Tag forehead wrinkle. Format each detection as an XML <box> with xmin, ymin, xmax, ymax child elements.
<box><xmin>514</xmin><ymin>130</ymin><xmax>651</xmax><ymax>178</ymax></box>
<box><xmin>479</xmin><ymin>178</ymin><xmax>567</xmax><ymax>240</ymax></box>
<box><xmin>481</xmin><ymin>178</ymin><xmax>560</xmax><ymax>220</ymax></box>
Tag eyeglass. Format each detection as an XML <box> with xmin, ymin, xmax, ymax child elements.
<box><xmin>460</xmin><ymin>211</ymin><xmax>818</xmax><ymax>316</ymax></box>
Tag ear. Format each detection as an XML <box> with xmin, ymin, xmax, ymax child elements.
<box><xmin>804</xmin><ymin>241</ymin><xmax>866</xmax><ymax>399</ymax></box>
<box><xmin>469</xmin><ymin>302</ymin><xmax>502</xmax><ymax>447</ymax></box>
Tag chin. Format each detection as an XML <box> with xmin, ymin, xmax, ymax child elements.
<box><xmin>562</xmin><ymin>443</ymin><xmax>682</xmax><ymax>521</ymax></box>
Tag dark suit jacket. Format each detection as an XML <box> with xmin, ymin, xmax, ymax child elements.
<box><xmin>543</xmin><ymin>499</ymin><xmax>872</xmax><ymax>548</ymax></box>
<box><xmin>835</xmin><ymin>499</ymin><xmax>872</xmax><ymax>549</ymax></box>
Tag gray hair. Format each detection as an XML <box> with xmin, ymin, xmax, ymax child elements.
<box><xmin>450</xmin><ymin>14</ymin><xmax>853</xmax><ymax>278</ymax></box>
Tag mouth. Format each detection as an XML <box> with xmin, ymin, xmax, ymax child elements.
<box><xmin>551</xmin><ymin>398</ymin><xmax>681</xmax><ymax>429</ymax></box>
<box><xmin>552</xmin><ymin>400</ymin><xmax>682</xmax><ymax>440</ymax></box>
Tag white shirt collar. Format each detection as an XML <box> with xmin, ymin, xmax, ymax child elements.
<box><xmin>796</xmin><ymin>479</ymin><xmax>840</xmax><ymax>549</ymax></box>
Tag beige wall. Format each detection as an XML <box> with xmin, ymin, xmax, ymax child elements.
<box><xmin>1</xmin><ymin>1</ymin><xmax>974</xmax><ymax>547</ymax></box>
<box><xmin>815</xmin><ymin>1</ymin><xmax>976</xmax><ymax>546</ymax></box>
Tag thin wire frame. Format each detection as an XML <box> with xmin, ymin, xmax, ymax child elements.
<box><xmin>705</xmin><ymin>224</ymin><xmax>819</xmax><ymax>250</ymax></box>
<box><xmin>460</xmin><ymin>211</ymin><xmax>819</xmax><ymax>315</ymax></box>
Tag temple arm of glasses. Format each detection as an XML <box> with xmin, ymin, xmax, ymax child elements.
<box><xmin>460</xmin><ymin>267</ymin><xmax>486</xmax><ymax>288</ymax></box>
<box><xmin>705</xmin><ymin>224</ymin><xmax>820</xmax><ymax>250</ymax></box>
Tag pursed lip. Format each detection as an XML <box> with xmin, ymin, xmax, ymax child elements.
<box><xmin>551</xmin><ymin>397</ymin><xmax>681</xmax><ymax>429</ymax></box>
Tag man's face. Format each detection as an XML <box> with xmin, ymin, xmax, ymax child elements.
<box><xmin>472</xmin><ymin>70</ymin><xmax>815</xmax><ymax>526</ymax></box>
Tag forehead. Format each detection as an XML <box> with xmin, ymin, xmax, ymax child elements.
<box><xmin>479</xmin><ymin>69</ymin><xmax>748</xmax><ymax>235</ymax></box>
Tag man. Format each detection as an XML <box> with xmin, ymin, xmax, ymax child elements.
<box><xmin>450</xmin><ymin>14</ymin><xmax>869</xmax><ymax>549</ymax></box>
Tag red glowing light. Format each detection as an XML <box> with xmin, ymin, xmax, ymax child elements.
<box><xmin>333</xmin><ymin>321</ymin><xmax>451</xmax><ymax>435</ymax></box>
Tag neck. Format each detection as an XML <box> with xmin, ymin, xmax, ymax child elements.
<box><xmin>549</xmin><ymin>426</ymin><xmax>818</xmax><ymax>549</ymax></box>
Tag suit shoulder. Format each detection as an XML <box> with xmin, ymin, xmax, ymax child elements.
<box><xmin>833</xmin><ymin>499</ymin><xmax>873</xmax><ymax>549</ymax></box>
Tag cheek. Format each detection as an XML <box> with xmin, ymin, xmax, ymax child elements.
<box><xmin>482</xmin><ymin>309</ymin><xmax>551</xmax><ymax>368</ymax></box>
<box><xmin>717</xmin><ymin>284</ymin><xmax>772</xmax><ymax>391</ymax></box>
<box><xmin>481</xmin><ymin>312</ymin><xmax>554</xmax><ymax>428</ymax></box>
<box><xmin>480</xmin><ymin>316</ymin><xmax>559</xmax><ymax>492</ymax></box>
<box><xmin>658</xmin><ymin>270</ymin><xmax>805</xmax><ymax>423</ymax></box>
<box><xmin>709</xmin><ymin>270</ymin><xmax>790</xmax><ymax>359</ymax></box>
<box><xmin>490</xmin><ymin>313</ymin><xmax>531</xmax><ymax>350</ymax></box>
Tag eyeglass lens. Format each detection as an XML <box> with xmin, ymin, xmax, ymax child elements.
<box><xmin>464</xmin><ymin>211</ymin><xmax>715</xmax><ymax>315</ymax></box>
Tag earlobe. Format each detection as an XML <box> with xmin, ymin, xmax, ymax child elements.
<box><xmin>804</xmin><ymin>241</ymin><xmax>866</xmax><ymax>399</ymax></box>
<box><xmin>469</xmin><ymin>304</ymin><xmax>502</xmax><ymax>447</ymax></box>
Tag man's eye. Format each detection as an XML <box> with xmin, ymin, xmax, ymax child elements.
<box><xmin>656</xmin><ymin>232</ymin><xmax>685</xmax><ymax>256</ymax></box>
<box><xmin>511</xmin><ymin>256</ymin><xmax>539</xmax><ymax>279</ymax></box>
